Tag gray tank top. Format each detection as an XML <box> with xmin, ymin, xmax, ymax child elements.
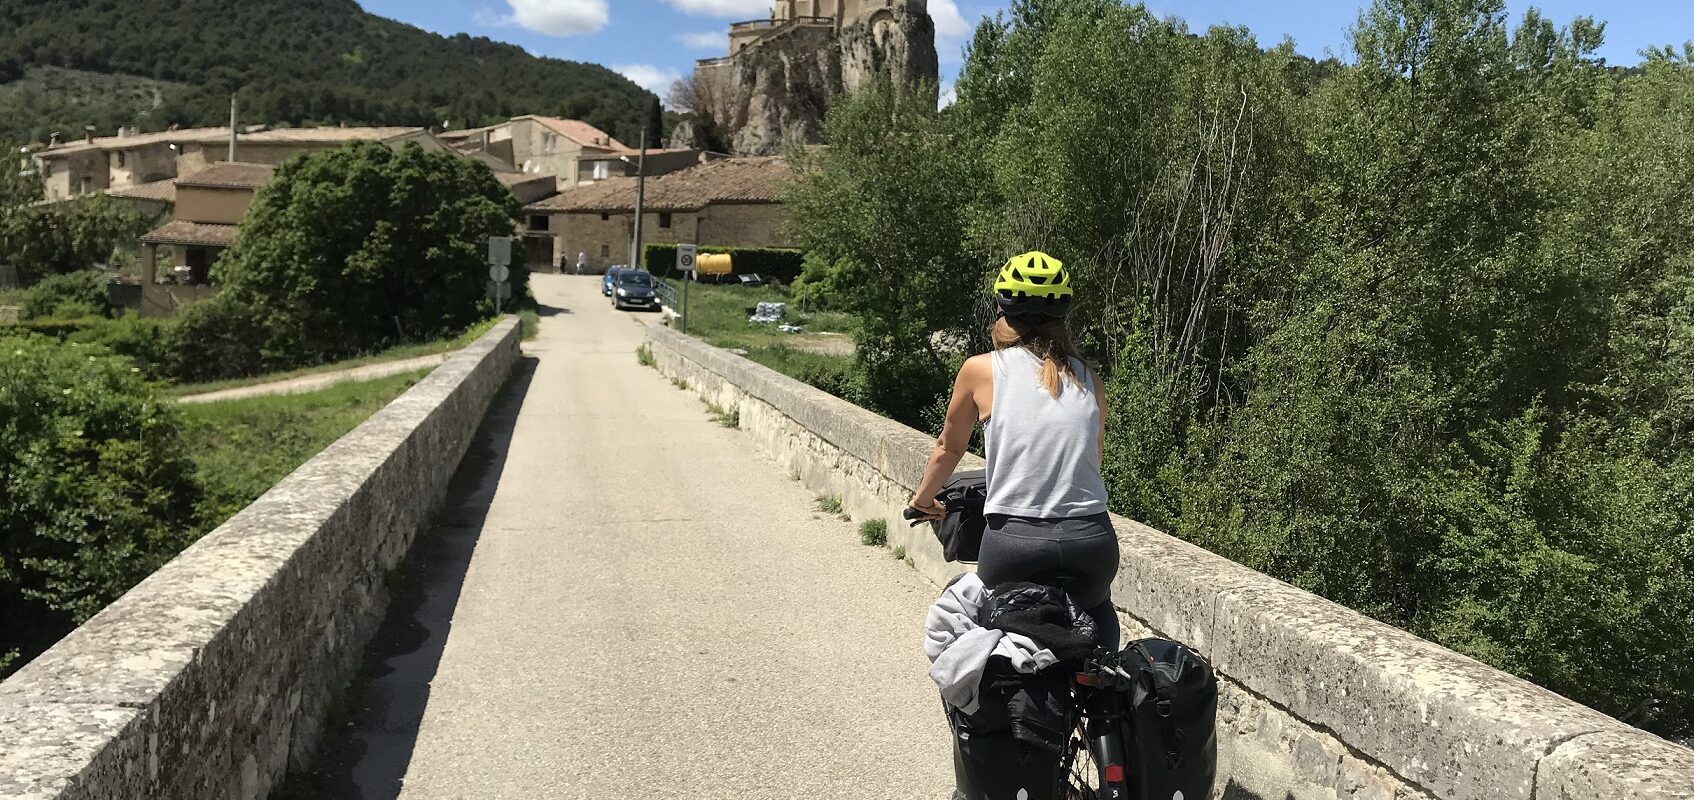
<box><xmin>983</xmin><ymin>347</ymin><xmax>1109</xmax><ymax>518</ymax></box>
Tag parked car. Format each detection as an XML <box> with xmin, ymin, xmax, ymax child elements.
<box><xmin>611</xmin><ymin>270</ymin><xmax>660</xmax><ymax>311</ymax></box>
<box><xmin>601</xmin><ymin>266</ymin><xmax>628</xmax><ymax>296</ymax></box>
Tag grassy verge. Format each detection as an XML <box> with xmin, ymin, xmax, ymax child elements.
<box><xmin>179</xmin><ymin>369</ymin><xmax>431</xmax><ymax>528</ymax></box>
<box><xmin>164</xmin><ymin>318</ymin><xmax>499</xmax><ymax>398</ymax></box>
<box><xmin>664</xmin><ymin>281</ymin><xmax>856</xmax><ymax>393</ymax></box>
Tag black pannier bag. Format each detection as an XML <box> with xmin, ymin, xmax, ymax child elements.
<box><xmin>1119</xmin><ymin>638</ymin><xmax>1218</xmax><ymax>800</ymax></box>
<box><xmin>931</xmin><ymin>469</ymin><xmax>988</xmax><ymax>562</ymax></box>
<box><xmin>948</xmin><ymin>657</ymin><xmax>1073</xmax><ymax>800</ymax></box>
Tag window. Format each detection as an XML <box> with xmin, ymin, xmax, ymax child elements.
<box><xmin>115</xmin><ymin>150</ymin><xmax>127</xmax><ymax>168</ymax></box>
<box><xmin>601</xmin><ymin>212</ymin><xmax>610</xmax><ymax>221</ymax></box>
<box><xmin>543</xmin><ymin>133</ymin><xmax>556</xmax><ymax>153</ymax></box>
<box><xmin>600</xmin><ymin>244</ymin><xmax>610</xmax><ymax>258</ymax></box>
<box><xmin>592</xmin><ymin>161</ymin><xmax>609</xmax><ymax>180</ymax></box>
<box><xmin>529</xmin><ymin>215</ymin><xmax>550</xmax><ymax>231</ymax></box>
<box><xmin>79</xmin><ymin>176</ymin><xmax>91</xmax><ymax>194</ymax></box>
<box><xmin>658</xmin><ymin>212</ymin><xmax>673</xmax><ymax>229</ymax></box>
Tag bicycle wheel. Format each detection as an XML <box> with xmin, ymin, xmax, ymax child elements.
<box><xmin>1059</xmin><ymin>718</ymin><xmax>1102</xmax><ymax>800</ymax></box>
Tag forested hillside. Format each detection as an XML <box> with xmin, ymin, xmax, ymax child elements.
<box><xmin>788</xmin><ymin>0</ymin><xmax>1694</xmax><ymax>739</ymax></box>
<box><xmin>0</xmin><ymin>0</ymin><xmax>653</xmax><ymax>143</ymax></box>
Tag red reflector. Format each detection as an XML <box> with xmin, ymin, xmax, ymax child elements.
<box><xmin>1104</xmin><ymin>765</ymin><xmax>1125</xmax><ymax>783</ymax></box>
<box><xmin>1074</xmin><ymin>674</ymin><xmax>1094</xmax><ymax>687</ymax></box>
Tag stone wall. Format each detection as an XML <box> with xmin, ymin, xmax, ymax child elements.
<box><xmin>0</xmin><ymin>318</ymin><xmax>523</xmax><ymax>800</ymax></box>
<box><xmin>642</xmin><ymin>324</ymin><xmax>1694</xmax><ymax>800</ymax></box>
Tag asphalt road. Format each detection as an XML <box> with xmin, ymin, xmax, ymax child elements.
<box><xmin>355</xmin><ymin>273</ymin><xmax>953</xmax><ymax>800</ymax></box>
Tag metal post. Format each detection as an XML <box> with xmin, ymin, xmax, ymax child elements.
<box><xmin>227</xmin><ymin>94</ymin><xmax>238</xmax><ymax>162</ymax></box>
<box><xmin>630</xmin><ymin>128</ymin><xmax>648</xmax><ymax>270</ymax></box>
<box><xmin>681</xmin><ymin>268</ymin><xmax>690</xmax><ymax>334</ymax></box>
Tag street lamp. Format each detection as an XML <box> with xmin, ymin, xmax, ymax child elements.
<box><xmin>618</xmin><ymin>128</ymin><xmax>648</xmax><ymax>272</ymax></box>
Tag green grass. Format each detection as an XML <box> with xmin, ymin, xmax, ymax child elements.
<box><xmin>892</xmin><ymin>545</ymin><xmax>907</xmax><ymax>560</ymax></box>
<box><xmin>0</xmin><ymin>288</ymin><xmax>25</xmax><ymax>306</ymax></box>
<box><xmin>636</xmin><ymin>343</ymin><xmax>655</xmax><ymax>367</ymax></box>
<box><xmin>517</xmin><ymin>308</ymin><xmax>540</xmax><ymax>340</ymax></box>
<box><xmin>178</xmin><ymin>369</ymin><xmax>430</xmax><ymax>529</ymax></box>
<box><xmin>164</xmin><ymin>318</ymin><xmax>499</xmax><ymax>398</ymax></box>
<box><xmin>859</xmin><ymin>519</ymin><xmax>888</xmax><ymax>547</ymax></box>
<box><xmin>703</xmin><ymin>399</ymin><xmax>740</xmax><ymax>428</ymax></box>
<box><xmin>664</xmin><ymin>281</ymin><xmax>856</xmax><ymax>392</ymax></box>
<box><xmin>815</xmin><ymin>495</ymin><xmax>843</xmax><ymax>515</ymax></box>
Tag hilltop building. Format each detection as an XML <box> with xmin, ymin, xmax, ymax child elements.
<box><xmin>521</xmin><ymin>156</ymin><xmax>791</xmax><ymax>273</ymax></box>
<box><xmin>687</xmin><ymin>0</ymin><xmax>937</xmax><ymax>155</ymax></box>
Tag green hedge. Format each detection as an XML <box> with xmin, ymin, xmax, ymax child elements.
<box><xmin>643</xmin><ymin>244</ymin><xmax>805</xmax><ymax>283</ymax></box>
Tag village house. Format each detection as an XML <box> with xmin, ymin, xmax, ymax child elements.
<box><xmin>132</xmin><ymin>162</ymin><xmax>274</xmax><ymax>316</ymax></box>
<box><xmin>438</xmin><ymin>116</ymin><xmax>627</xmax><ymax>192</ymax></box>
<box><xmin>520</xmin><ymin>156</ymin><xmax>791</xmax><ymax>273</ymax></box>
<box><xmin>25</xmin><ymin>125</ymin><xmax>445</xmax><ymax>202</ymax></box>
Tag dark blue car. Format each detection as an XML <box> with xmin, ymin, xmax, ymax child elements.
<box><xmin>601</xmin><ymin>266</ymin><xmax>628</xmax><ymax>296</ymax></box>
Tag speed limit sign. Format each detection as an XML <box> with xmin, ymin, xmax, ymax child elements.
<box><xmin>676</xmin><ymin>243</ymin><xmax>698</xmax><ymax>273</ymax></box>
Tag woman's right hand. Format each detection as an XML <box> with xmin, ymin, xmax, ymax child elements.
<box><xmin>907</xmin><ymin>496</ymin><xmax>945</xmax><ymax>522</ymax></box>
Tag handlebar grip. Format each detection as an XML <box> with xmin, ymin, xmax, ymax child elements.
<box><xmin>902</xmin><ymin>506</ymin><xmax>926</xmax><ymax>521</ymax></box>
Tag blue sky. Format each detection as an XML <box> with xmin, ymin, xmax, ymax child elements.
<box><xmin>358</xmin><ymin>0</ymin><xmax>1694</xmax><ymax>102</ymax></box>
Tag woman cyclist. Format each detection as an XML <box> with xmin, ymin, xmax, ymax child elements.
<box><xmin>909</xmin><ymin>251</ymin><xmax>1118</xmax><ymax>649</ymax></box>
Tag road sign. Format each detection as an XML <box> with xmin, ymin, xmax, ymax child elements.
<box><xmin>489</xmin><ymin>264</ymin><xmax>510</xmax><ymax>282</ymax></box>
<box><xmin>488</xmin><ymin>236</ymin><xmax>512</xmax><ymax>266</ymax></box>
<box><xmin>486</xmin><ymin>281</ymin><xmax>511</xmax><ymax>301</ymax></box>
<box><xmin>676</xmin><ymin>243</ymin><xmax>698</xmax><ymax>273</ymax></box>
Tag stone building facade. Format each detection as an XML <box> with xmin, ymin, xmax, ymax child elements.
<box><xmin>521</xmin><ymin>157</ymin><xmax>792</xmax><ymax>272</ymax></box>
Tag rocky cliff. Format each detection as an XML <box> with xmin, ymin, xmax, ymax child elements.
<box><xmin>683</xmin><ymin>4</ymin><xmax>938</xmax><ymax>156</ymax></box>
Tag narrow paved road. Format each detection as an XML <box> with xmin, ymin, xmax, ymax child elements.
<box><xmin>368</xmin><ymin>274</ymin><xmax>952</xmax><ymax>799</ymax></box>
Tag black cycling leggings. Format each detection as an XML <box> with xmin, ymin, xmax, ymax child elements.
<box><xmin>975</xmin><ymin>513</ymin><xmax>1121</xmax><ymax>650</ymax></box>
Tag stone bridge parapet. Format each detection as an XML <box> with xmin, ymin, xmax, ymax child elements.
<box><xmin>0</xmin><ymin>317</ymin><xmax>522</xmax><ymax>800</ymax></box>
<box><xmin>643</xmin><ymin>323</ymin><xmax>1694</xmax><ymax>800</ymax></box>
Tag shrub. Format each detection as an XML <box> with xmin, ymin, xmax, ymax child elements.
<box><xmin>0</xmin><ymin>334</ymin><xmax>202</xmax><ymax>668</ymax></box>
<box><xmin>164</xmin><ymin>295</ymin><xmax>273</xmax><ymax>383</ymax></box>
<box><xmin>19</xmin><ymin>270</ymin><xmax>109</xmax><ymax>320</ymax></box>
<box><xmin>859</xmin><ymin>519</ymin><xmax>887</xmax><ymax>546</ymax></box>
<box><xmin>643</xmin><ymin>243</ymin><xmax>806</xmax><ymax>283</ymax></box>
<box><xmin>65</xmin><ymin>314</ymin><xmax>175</xmax><ymax>380</ymax></box>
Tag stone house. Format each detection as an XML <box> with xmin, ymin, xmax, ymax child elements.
<box><xmin>135</xmin><ymin>162</ymin><xmax>274</xmax><ymax>316</ymax></box>
<box><xmin>521</xmin><ymin>156</ymin><xmax>791</xmax><ymax>272</ymax></box>
<box><xmin>26</xmin><ymin>125</ymin><xmax>444</xmax><ymax>202</ymax></box>
<box><xmin>438</xmin><ymin>116</ymin><xmax>626</xmax><ymax>192</ymax></box>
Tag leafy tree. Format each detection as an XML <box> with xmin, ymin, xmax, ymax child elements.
<box><xmin>0</xmin><ymin>334</ymin><xmax>202</xmax><ymax>672</ymax></box>
<box><xmin>646</xmin><ymin>96</ymin><xmax>665</xmax><ymax>146</ymax></box>
<box><xmin>785</xmin><ymin>77</ymin><xmax>989</xmax><ymax>428</ymax></box>
<box><xmin>173</xmin><ymin>141</ymin><xmax>519</xmax><ymax>377</ymax></box>
<box><xmin>788</xmin><ymin>0</ymin><xmax>1694</xmax><ymax>737</ymax></box>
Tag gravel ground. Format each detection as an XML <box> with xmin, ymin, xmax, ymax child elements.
<box><xmin>389</xmin><ymin>274</ymin><xmax>954</xmax><ymax>799</ymax></box>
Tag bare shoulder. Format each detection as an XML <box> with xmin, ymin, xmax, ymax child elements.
<box><xmin>959</xmin><ymin>353</ymin><xmax>993</xmax><ymax>384</ymax></box>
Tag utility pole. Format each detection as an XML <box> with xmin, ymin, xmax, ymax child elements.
<box><xmin>227</xmin><ymin>94</ymin><xmax>238</xmax><ymax>162</ymax></box>
<box><xmin>629</xmin><ymin>128</ymin><xmax>647</xmax><ymax>270</ymax></box>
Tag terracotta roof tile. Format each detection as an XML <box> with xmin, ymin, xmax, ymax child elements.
<box><xmin>175</xmin><ymin>162</ymin><xmax>276</xmax><ymax>190</ymax></box>
<box><xmin>525</xmin><ymin>157</ymin><xmax>789</xmax><ymax>213</ymax></box>
<box><xmin>107</xmin><ymin>178</ymin><xmax>178</xmax><ymax>202</ymax></box>
<box><xmin>140</xmin><ymin>220</ymin><xmax>240</xmax><ymax>247</ymax></box>
<box><xmin>528</xmin><ymin>116</ymin><xmax>626</xmax><ymax>150</ymax></box>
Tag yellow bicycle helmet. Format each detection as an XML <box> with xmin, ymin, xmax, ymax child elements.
<box><xmin>993</xmin><ymin>251</ymin><xmax>1073</xmax><ymax>318</ymax></box>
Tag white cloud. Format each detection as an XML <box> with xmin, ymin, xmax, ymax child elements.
<box><xmin>929</xmin><ymin>0</ymin><xmax>971</xmax><ymax>42</ymax></box>
<box><xmin>499</xmin><ymin>0</ymin><xmax>610</xmax><ymax>36</ymax></box>
<box><xmin>665</xmin><ymin>0</ymin><xmax>772</xmax><ymax>18</ymax></box>
<box><xmin>677</xmin><ymin>30</ymin><xmax>726</xmax><ymax>49</ymax></box>
<box><xmin>616</xmin><ymin>64</ymin><xmax>684</xmax><ymax>95</ymax></box>
<box><xmin>938</xmin><ymin>83</ymin><xmax>957</xmax><ymax>109</ymax></box>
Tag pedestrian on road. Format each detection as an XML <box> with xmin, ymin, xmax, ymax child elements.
<box><xmin>576</xmin><ymin>251</ymin><xmax>587</xmax><ymax>275</ymax></box>
<box><xmin>908</xmin><ymin>251</ymin><xmax>1118</xmax><ymax>650</ymax></box>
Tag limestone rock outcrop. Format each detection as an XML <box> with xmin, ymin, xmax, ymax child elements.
<box><xmin>691</xmin><ymin>1</ymin><xmax>938</xmax><ymax>156</ymax></box>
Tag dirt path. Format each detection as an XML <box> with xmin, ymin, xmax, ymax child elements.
<box><xmin>174</xmin><ymin>353</ymin><xmax>450</xmax><ymax>404</ymax></box>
